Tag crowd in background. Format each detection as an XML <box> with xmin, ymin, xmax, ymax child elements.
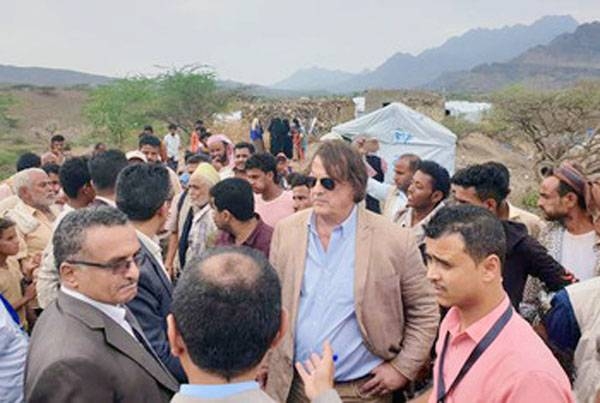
<box><xmin>0</xmin><ymin>119</ymin><xmax>598</xmax><ymax>403</ymax></box>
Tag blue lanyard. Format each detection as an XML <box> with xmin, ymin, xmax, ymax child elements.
<box><xmin>436</xmin><ymin>304</ymin><xmax>513</xmax><ymax>403</ymax></box>
<box><xmin>0</xmin><ymin>293</ymin><xmax>21</xmax><ymax>327</ymax></box>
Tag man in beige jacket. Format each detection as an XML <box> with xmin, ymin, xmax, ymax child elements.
<box><xmin>268</xmin><ymin>141</ymin><xmax>439</xmax><ymax>402</ymax></box>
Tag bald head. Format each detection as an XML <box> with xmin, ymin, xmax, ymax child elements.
<box><xmin>172</xmin><ymin>247</ymin><xmax>282</xmax><ymax>381</ymax></box>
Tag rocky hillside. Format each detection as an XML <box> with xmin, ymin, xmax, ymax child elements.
<box><xmin>429</xmin><ymin>22</ymin><xmax>600</xmax><ymax>92</ymax></box>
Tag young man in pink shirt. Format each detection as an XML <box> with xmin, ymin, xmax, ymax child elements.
<box><xmin>245</xmin><ymin>153</ymin><xmax>295</xmax><ymax>228</ymax></box>
<box><xmin>420</xmin><ymin>205</ymin><xmax>573</xmax><ymax>403</ymax></box>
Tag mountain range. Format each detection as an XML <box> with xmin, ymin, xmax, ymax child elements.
<box><xmin>273</xmin><ymin>15</ymin><xmax>580</xmax><ymax>92</ymax></box>
<box><xmin>2</xmin><ymin>15</ymin><xmax>598</xmax><ymax>95</ymax></box>
<box><xmin>429</xmin><ymin>21</ymin><xmax>600</xmax><ymax>92</ymax></box>
<box><xmin>0</xmin><ymin>64</ymin><xmax>112</xmax><ymax>87</ymax></box>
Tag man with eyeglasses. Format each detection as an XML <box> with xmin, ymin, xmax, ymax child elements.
<box><xmin>116</xmin><ymin>163</ymin><xmax>187</xmax><ymax>382</ymax></box>
<box><xmin>25</xmin><ymin>206</ymin><xmax>179</xmax><ymax>402</ymax></box>
<box><xmin>267</xmin><ymin>140</ymin><xmax>439</xmax><ymax>402</ymax></box>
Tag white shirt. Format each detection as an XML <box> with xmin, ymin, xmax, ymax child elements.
<box><xmin>136</xmin><ymin>230</ymin><xmax>171</xmax><ymax>281</ymax></box>
<box><xmin>366</xmin><ymin>178</ymin><xmax>407</xmax><ymax>219</ymax></box>
<box><xmin>61</xmin><ymin>287</ymin><xmax>136</xmax><ymax>340</ymax></box>
<box><xmin>163</xmin><ymin>133</ymin><xmax>181</xmax><ymax>160</ymax></box>
<box><xmin>0</xmin><ymin>301</ymin><xmax>28</xmax><ymax>403</ymax></box>
<box><xmin>561</xmin><ymin>230</ymin><xmax>598</xmax><ymax>281</ymax></box>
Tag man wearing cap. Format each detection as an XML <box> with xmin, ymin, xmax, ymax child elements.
<box><xmin>537</xmin><ymin>161</ymin><xmax>600</xmax><ymax>281</ymax></box>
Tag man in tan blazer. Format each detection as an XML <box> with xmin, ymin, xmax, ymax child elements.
<box><xmin>268</xmin><ymin>141</ymin><xmax>440</xmax><ymax>402</ymax></box>
<box><xmin>167</xmin><ymin>246</ymin><xmax>341</xmax><ymax>403</ymax></box>
<box><xmin>25</xmin><ymin>207</ymin><xmax>179</xmax><ymax>403</ymax></box>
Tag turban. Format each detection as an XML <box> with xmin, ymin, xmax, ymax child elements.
<box><xmin>190</xmin><ymin>163</ymin><xmax>220</xmax><ymax>187</ymax></box>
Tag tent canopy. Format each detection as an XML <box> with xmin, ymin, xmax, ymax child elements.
<box><xmin>331</xmin><ymin>102</ymin><xmax>457</xmax><ymax>182</ymax></box>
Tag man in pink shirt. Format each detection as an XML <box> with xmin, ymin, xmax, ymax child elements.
<box><xmin>245</xmin><ymin>153</ymin><xmax>295</xmax><ymax>228</ymax></box>
<box><xmin>420</xmin><ymin>205</ymin><xmax>573</xmax><ymax>403</ymax></box>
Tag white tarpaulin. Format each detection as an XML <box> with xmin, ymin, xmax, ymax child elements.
<box><xmin>332</xmin><ymin>102</ymin><xmax>457</xmax><ymax>182</ymax></box>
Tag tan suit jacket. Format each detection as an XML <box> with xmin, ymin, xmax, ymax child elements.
<box><xmin>25</xmin><ymin>292</ymin><xmax>179</xmax><ymax>403</ymax></box>
<box><xmin>267</xmin><ymin>207</ymin><xmax>439</xmax><ymax>402</ymax></box>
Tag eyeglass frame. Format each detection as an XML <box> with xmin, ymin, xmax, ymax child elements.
<box><xmin>305</xmin><ymin>176</ymin><xmax>336</xmax><ymax>191</ymax></box>
<box><xmin>65</xmin><ymin>253</ymin><xmax>140</xmax><ymax>274</ymax></box>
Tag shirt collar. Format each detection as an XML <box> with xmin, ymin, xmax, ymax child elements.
<box><xmin>507</xmin><ymin>202</ymin><xmax>520</xmax><ymax>220</ymax></box>
<box><xmin>308</xmin><ymin>204</ymin><xmax>358</xmax><ymax>238</ymax></box>
<box><xmin>179</xmin><ymin>381</ymin><xmax>259</xmax><ymax>399</ymax></box>
<box><xmin>94</xmin><ymin>196</ymin><xmax>116</xmax><ymax>207</ymax></box>
<box><xmin>136</xmin><ymin>230</ymin><xmax>162</xmax><ymax>258</ymax></box>
<box><xmin>61</xmin><ymin>287</ymin><xmax>127</xmax><ymax>323</ymax></box>
<box><xmin>447</xmin><ymin>295</ymin><xmax>511</xmax><ymax>343</ymax></box>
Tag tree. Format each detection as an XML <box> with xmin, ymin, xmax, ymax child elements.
<box><xmin>151</xmin><ymin>65</ymin><xmax>230</xmax><ymax>132</ymax></box>
<box><xmin>84</xmin><ymin>77</ymin><xmax>157</xmax><ymax>146</ymax></box>
<box><xmin>491</xmin><ymin>82</ymin><xmax>600</xmax><ymax>174</ymax></box>
<box><xmin>0</xmin><ymin>93</ymin><xmax>16</xmax><ymax>130</ymax></box>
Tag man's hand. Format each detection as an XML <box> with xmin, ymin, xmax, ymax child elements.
<box><xmin>24</xmin><ymin>281</ymin><xmax>37</xmax><ymax>301</ymax></box>
<box><xmin>359</xmin><ymin>362</ymin><xmax>409</xmax><ymax>397</ymax></box>
<box><xmin>295</xmin><ymin>341</ymin><xmax>336</xmax><ymax>400</ymax></box>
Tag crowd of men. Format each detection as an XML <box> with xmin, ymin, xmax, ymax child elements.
<box><xmin>0</xmin><ymin>126</ymin><xmax>598</xmax><ymax>403</ymax></box>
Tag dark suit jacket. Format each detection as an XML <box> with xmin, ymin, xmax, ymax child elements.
<box><xmin>503</xmin><ymin>220</ymin><xmax>573</xmax><ymax>308</ymax></box>
<box><xmin>25</xmin><ymin>292</ymin><xmax>179</xmax><ymax>403</ymax></box>
<box><xmin>127</xmin><ymin>239</ymin><xmax>187</xmax><ymax>382</ymax></box>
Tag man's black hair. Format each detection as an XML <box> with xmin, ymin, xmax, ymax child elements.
<box><xmin>168</xmin><ymin>123</ymin><xmax>177</xmax><ymax>130</ymax></box>
<box><xmin>16</xmin><ymin>152</ymin><xmax>41</xmax><ymax>172</ymax></box>
<box><xmin>41</xmin><ymin>163</ymin><xmax>60</xmax><ymax>176</ymax></box>
<box><xmin>245</xmin><ymin>153</ymin><xmax>278</xmax><ymax>183</ymax></box>
<box><xmin>186</xmin><ymin>153</ymin><xmax>211</xmax><ymax>165</ymax></box>
<box><xmin>288</xmin><ymin>173</ymin><xmax>311</xmax><ymax>188</ymax></box>
<box><xmin>417</xmin><ymin>160</ymin><xmax>451</xmax><ymax>200</ymax></box>
<box><xmin>209</xmin><ymin>178</ymin><xmax>254</xmax><ymax>222</ymax></box>
<box><xmin>88</xmin><ymin>149</ymin><xmax>128</xmax><ymax>192</ymax></box>
<box><xmin>50</xmin><ymin>134</ymin><xmax>65</xmax><ymax>143</ymax></box>
<box><xmin>451</xmin><ymin>164</ymin><xmax>510</xmax><ymax>205</ymax></box>
<box><xmin>116</xmin><ymin>164</ymin><xmax>172</xmax><ymax>221</ymax></box>
<box><xmin>59</xmin><ymin>157</ymin><xmax>91</xmax><ymax>199</ymax></box>
<box><xmin>425</xmin><ymin>204</ymin><xmax>506</xmax><ymax>266</ymax></box>
<box><xmin>139</xmin><ymin>134</ymin><xmax>162</xmax><ymax>149</ymax></box>
<box><xmin>174</xmin><ymin>246</ymin><xmax>281</xmax><ymax>381</ymax></box>
<box><xmin>234</xmin><ymin>142</ymin><xmax>255</xmax><ymax>154</ymax></box>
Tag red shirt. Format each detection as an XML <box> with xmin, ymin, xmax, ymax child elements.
<box><xmin>430</xmin><ymin>295</ymin><xmax>574</xmax><ymax>403</ymax></box>
<box><xmin>215</xmin><ymin>217</ymin><xmax>273</xmax><ymax>257</ymax></box>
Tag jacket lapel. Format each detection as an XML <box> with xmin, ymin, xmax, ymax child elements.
<box><xmin>354</xmin><ymin>208</ymin><xmax>372</xmax><ymax>327</ymax></box>
<box><xmin>139</xmin><ymin>240</ymin><xmax>173</xmax><ymax>294</ymax></box>
<box><xmin>58</xmin><ymin>292</ymin><xmax>179</xmax><ymax>392</ymax></box>
<box><xmin>289</xmin><ymin>211</ymin><xmax>310</xmax><ymax>336</ymax></box>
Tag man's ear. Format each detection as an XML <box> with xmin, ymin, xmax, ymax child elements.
<box><xmin>270</xmin><ymin>308</ymin><xmax>289</xmax><ymax>350</ymax></box>
<box><xmin>483</xmin><ymin>198</ymin><xmax>498</xmax><ymax>214</ymax></box>
<box><xmin>480</xmin><ymin>254</ymin><xmax>502</xmax><ymax>283</ymax></box>
<box><xmin>60</xmin><ymin>263</ymin><xmax>79</xmax><ymax>289</ymax></box>
<box><xmin>167</xmin><ymin>314</ymin><xmax>186</xmax><ymax>358</ymax></box>
<box><xmin>431</xmin><ymin>190</ymin><xmax>444</xmax><ymax>205</ymax></box>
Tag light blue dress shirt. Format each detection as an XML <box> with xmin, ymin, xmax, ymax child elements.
<box><xmin>295</xmin><ymin>206</ymin><xmax>382</xmax><ymax>381</ymax></box>
<box><xmin>178</xmin><ymin>381</ymin><xmax>259</xmax><ymax>398</ymax></box>
<box><xmin>0</xmin><ymin>301</ymin><xmax>28</xmax><ymax>403</ymax></box>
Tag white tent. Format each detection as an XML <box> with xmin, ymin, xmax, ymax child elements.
<box><xmin>331</xmin><ymin>102</ymin><xmax>457</xmax><ymax>182</ymax></box>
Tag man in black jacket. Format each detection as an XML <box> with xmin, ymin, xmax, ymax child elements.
<box><xmin>450</xmin><ymin>163</ymin><xmax>574</xmax><ymax>308</ymax></box>
<box><xmin>116</xmin><ymin>163</ymin><xmax>186</xmax><ymax>383</ymax></box>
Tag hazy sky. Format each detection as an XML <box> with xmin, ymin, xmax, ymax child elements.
<box><xmin>1</xmin><ymin>0</ymin><xmax>599</xmax><ymax>85</ymax></box>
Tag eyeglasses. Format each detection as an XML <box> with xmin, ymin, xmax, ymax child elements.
<box><xmin>306</xmin><ymin>176</ymin><xmax>336</xmax><ymax>191</ymax></box>
<box><xmin>66</xmin><ymin>255</ymin><xmax>139</xmax><ymax>274</ymax></box>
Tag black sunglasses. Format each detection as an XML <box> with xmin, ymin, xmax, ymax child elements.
<box><xmin>306</xmin><ymin>176</ymin><xmax>336</xmax><ymax>191</ymax></box>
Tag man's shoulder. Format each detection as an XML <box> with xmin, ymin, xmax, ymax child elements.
<box><xmin>274</xmin><ymin>208</ymin><xmax>311</xmax><ymax>229</ymax></box>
